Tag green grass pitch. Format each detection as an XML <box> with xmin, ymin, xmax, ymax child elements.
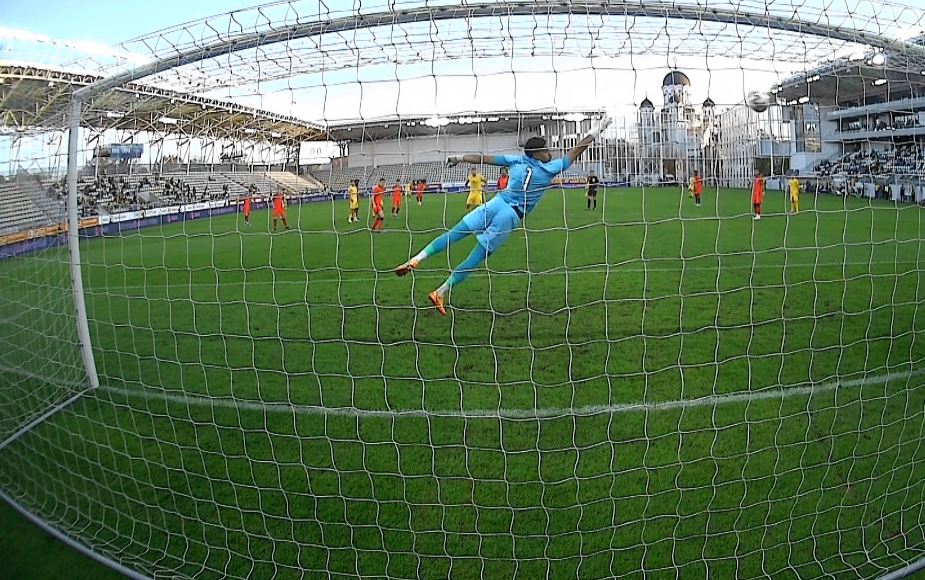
<box><xmin>1</xmin><ymin>186</ymin><xmax>924</xmax><ymax>579</ymax></box>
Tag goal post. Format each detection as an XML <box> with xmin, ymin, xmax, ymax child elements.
<box><xmin>0</xmin><ymin>1</ymin><xmax>924</xmax><ymax>578</ymax></box>
<box><xmin>66</xmin><ymin>97</ymin><xmax>99</xmax><ymax>391</ymax></box>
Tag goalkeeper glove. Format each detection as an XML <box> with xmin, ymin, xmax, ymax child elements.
<box><xmin>582</xmin><ymin>117</ymin><xmax>613</xmax><ymax>141</ymax></box>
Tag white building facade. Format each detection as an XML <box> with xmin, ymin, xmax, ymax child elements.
<box><xmin>633</xmin><ymin>70</ymin><xmax>789</xmax><ymax>188</ymax></box>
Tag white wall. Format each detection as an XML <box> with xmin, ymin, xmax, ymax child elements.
<box><xmin>819</xmin><ymin>108</ymin><xmax>841</xmax><ymax>159</ymax></box>
<box><xmin>791</xmin><ymin>152</ymin><xmax>830</xmax><ymax>173</ymax></box>
<box><xmin>789</xmin><ymin>106</ymin><xmax>839</xmax><ymax>173</ymax></box>
<box><xmin>347</xmin><ymin>133</ymin><xmax>524</xmax><ymax>167</ymax></box>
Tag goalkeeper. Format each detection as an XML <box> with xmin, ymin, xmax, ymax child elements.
<box><xmin>395</xmin><ymin>117</ymin><xmax>612</xmax><ymax>314</ymax></box>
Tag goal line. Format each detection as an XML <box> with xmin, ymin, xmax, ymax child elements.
<box><xmin>94</xmin><ymin>367</ymin><xmax>925</xmax><ymax>420</ymax></box>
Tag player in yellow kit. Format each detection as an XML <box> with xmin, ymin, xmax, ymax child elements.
<box><xmin>347</xmin><ymin>179</ymin><xmax>360</xmax><ymax>223</ymax></box>
<box><xmin>789</xmin><ymin>174</ymin><xmax>800</xmax><ymax>214</ymax></box>
<box><xmin>465</xmin><ymin>168</ymin><xmax>485</xmax><ymax>211</ymax></box>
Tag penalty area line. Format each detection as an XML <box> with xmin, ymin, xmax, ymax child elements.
<box><xmin>94</xmin><ymin>368</ymin><xmax>925</xmax><ymax>420</ymax></box>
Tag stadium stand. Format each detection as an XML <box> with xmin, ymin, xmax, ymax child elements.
<box><xmin>813</xmin><ymin>143</ymin><xmax>925</xmax><ymax>200</ymax></box>
<box><xmin>2</xmin><ymin>160</ymin><xmax>596</xmax><ymax>236</ymax></box>
<box><xmin>76</xmin><ymin>175</ymin><xmax>162</xmax><ymax>213</ymax></box>
<box><xmin>308</xmin><ymin>162</ymin><xmax>583</xmax><ymax>192</ymax></box>
<box><xmin>267</xmin><ymin>171</ymin><xmax>324</xmax><ymax>192</ymax></box>
<box><xmin>440</xmin><ymin>163</ymin><xmax>502</xmax><ymax>184</ymax></box>
<box><xmin>68</xmin><ymin>170</ymin><xmax>324</xmax><ymax>214</ymax></box>
<box><xmin>816</xmin><ymin>145</ymin><xmax>925</xmax><ymax>179</ymax></box>
<box><xmin>310</xmin><ymin>166</ymin><xmax>376</xmax><ymax>191</ymax></box>
<box><xmin>0</xmin><ymin>175</ymin><xmax>61</xmax><ymax>236</ymax></box>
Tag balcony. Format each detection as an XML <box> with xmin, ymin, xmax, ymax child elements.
<box><xmin>828</xmin><ymin>125</ymin><xmax>925</xmax><ymax>141</ymax></box>
<box><xmin>826</xmin><ymin>96</ymin><xmax>925</xmax><ymax>120</ymax></box>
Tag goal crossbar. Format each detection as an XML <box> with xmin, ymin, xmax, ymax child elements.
<box><xmin>72</xmin><ymin>0</ymin><xmax>925</xmax><ymax>103</ymax></box>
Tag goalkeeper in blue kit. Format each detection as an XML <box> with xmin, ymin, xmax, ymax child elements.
<box><xmin>395</xmin><ymin>117</ymin><xmax>612</xmax><ymax>314</ymax></box>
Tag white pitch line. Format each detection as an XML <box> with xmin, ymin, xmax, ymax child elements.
<box><xmin>87</xmin><ymin>259</ymin><xmax>923</xmax><ymax>293</ymax></box>
<box><xmin>95</xmin><ymin>368</ymin><xmax>925</xmax><ymax>420</ymax></box>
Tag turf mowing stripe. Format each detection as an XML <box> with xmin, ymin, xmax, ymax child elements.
<box><xmin>86</xmin><ymin>259</ymin><xmax>923</xmax><ymax>293</ymax></box>
<box><xmin>94</xmin><ymin>367</ymin><xmax>925</xmax><ymax>419</ymax></box>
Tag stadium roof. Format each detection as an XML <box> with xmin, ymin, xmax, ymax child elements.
<box><xmin>324</xmin><ymin>110</ymin><xmax>605</xmax><ymax>142</ymax></box>
<box><xmin>775</xmin><ymin>36</ymin><xmax>925</xmax><ymax>106</ymax></box>
<box><xmin>1</xmin><ymin>63</ymin><xmax>605</xmax><ymax>145</ymax></box>
<box><xmin>0</xmin><ymin>63</ymin><xmax>327</xmax><ymax>144</ymax></box>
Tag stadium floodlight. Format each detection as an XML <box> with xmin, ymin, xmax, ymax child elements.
<box><xmin>3</xmin><ymin>2</ymin><xmax>925</xmax><ymax>580</ymax></box>
<box><xmin>798</xmin><ymin>95</ymin><xmax>811</xmax><ymax>103</ymax></box>
<box><xmin>873</xmin><ymin>78</ymin><xmax>888</xmax><ymax>85</ymax></box>
<box><xmin>424</xmin><ymin>116</ymin><xmax>450</xmax><ymax>127</ymax></box>
<box><xmin>871</xmin><ymin>52</ymin><xmax>886</xmax><ymax>65</ymax></box>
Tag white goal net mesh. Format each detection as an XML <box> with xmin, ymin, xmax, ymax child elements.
<box><xmin>1</xmin><ymin>1</ymin><xmax>925</xmax><ymax>578</ymax></box>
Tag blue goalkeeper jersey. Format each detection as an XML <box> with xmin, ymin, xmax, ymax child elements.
<box><xmin>492</xmin><ymin>154</ymin><xmax>573</xmax><ymax>215</ymax></box>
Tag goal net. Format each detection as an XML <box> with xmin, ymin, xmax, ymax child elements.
<box><xmin>1</xmin><ymin>1</ymin><xmax>925</xmax><ymax>578</ymax></box>
<box><xmin>0</xmin><ymin>131</ymin><xmax>83</xmax><ymax>442</ymax></box>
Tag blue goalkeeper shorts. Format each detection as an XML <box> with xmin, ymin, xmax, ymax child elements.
<box><xmin>461</xmin><ymin>195</ymin><xmax>522</xmax><ymax>254</ymax></box>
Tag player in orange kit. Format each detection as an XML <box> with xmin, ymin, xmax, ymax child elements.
<box><xmin>496</xmin><ymin>167</ymin><xmax>509</xmax><ymax>193</ymax></box>
<box><xmin>752</xmin><ymin>171</ymin><xmax>765</xmax><ymax>220</ymax></box>
<box><xmin>371</xmin><ymin>178</ymin><xmax>385</xmax><ymax>232</ymax></box>
<box><xmin>391</xmin><ymin>179</ymin><xmax>403</xmax><ymax>217</ymax></box>
<box><xmin>242</xmin><ymin>192</ymin><xmax>252</xmax><ymax>225</ymax></box>
<box><xmin>272</xmin><ymin>191</ymin><xmax>289</xmax><ymax>230</ymax></box>
<box><xmin>692</xmin><ymin>170</ymin><xmax>703</xmax><ymax>207</ymax></box>
<box><xmin>415</xmin><ymin>179</ymin><xmax>426</xmax><ymax>206</ymax></box>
